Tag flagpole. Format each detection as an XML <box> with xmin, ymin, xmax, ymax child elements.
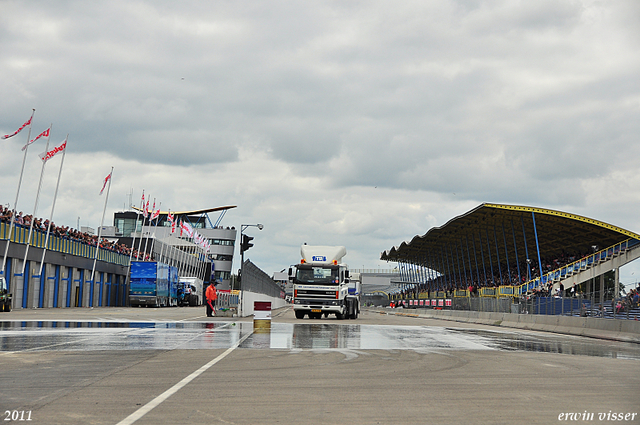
<box><xmin>38</xmin><ymin>135</ymin><xmax>68</xmax><ymax>276</ymax></box>
<box><xmin>91</xmin><ymin>167</ymin><xmax>113</xmax><ymax>285</ymax></box>
<box><xmin>1</xmin><ymin>109</ymin><xmax>35</xmax><ymax>277</ymax></box>
<box><xmin>199</xmin><ymin>248</ymin><xmax>206</xmax><ymax>282</ymax></box>
<box><xmin>124</xmin><ymin>190</ymin><xmax>143</xmax><ymax>298</ymax></box>
<box><xmin>149</xmin><ymin>202</ymin><xmax>161</xmax><ymax>261</ymax></box>
<box><xmin>128</xmin><ymin>191</ymin><xmax>143</xmax><ymax>264</ymax></box>
<box><xmin>142</xmin><ymin>198</ymin><xmax>154</xmax><ymax>260</ymax></box>
<box><xmin>21</xmin><ymin>123</ymin><xmax>52</xmax><ymax>275</ymax></box>
<box><xmin>167</xmin><ymin>211</ymin><xmax>176</xmax><ymax>267</ymax></box>
<box><xmin>136</xmin><ymin>202</ymin><xmax>147</xmax><ymax>261</ymax></box>
<box><xmin>159</xmin><ymin>209</ymin><xmax>170</xmax><ymax>264</ymax></box>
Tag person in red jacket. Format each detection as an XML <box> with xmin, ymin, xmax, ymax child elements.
<box><xmin>205</xmin><ymin>284</ymin><xmax>217</xmax><ymax>317</ymax></box>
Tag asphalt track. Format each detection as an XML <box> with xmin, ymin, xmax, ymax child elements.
<box><xmin>0</xmin><ymin>307</ymin><xmax>638</xmax><ymax>425</ymax></box>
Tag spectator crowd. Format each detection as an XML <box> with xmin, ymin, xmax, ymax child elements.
<box><xmin>0</xmin><ymin>204</ymin><xmax>148</xmax><ymax>260</ymax></box>
<box><xmin>397</xmin><ymin>248</ymin><xmax>613</xmax><ymax>300</ymax></box>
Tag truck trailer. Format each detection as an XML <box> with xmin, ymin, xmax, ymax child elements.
<box><xmin>289</xmin><ymin>245</ymin><xmax>360</xmax><ymax>320</ymax></box>
<box><xmin>129</xmin><ymin>261</ymin><xmax>178</xmax><ymax>307</ymax></box>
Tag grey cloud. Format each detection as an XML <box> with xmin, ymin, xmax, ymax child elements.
<box><xmin>2</xmin><ymin>0</ymin><xmax>640</xmax><ymax>274</ymax></box>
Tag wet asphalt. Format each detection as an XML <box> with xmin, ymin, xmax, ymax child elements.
<box><xmin>0</xmin><ymin>307</ymin><xmax>638</xmax><ymax>424</ymax></box>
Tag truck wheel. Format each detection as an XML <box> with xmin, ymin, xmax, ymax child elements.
<box><xmin>295</xmin><ymin>310</ymin><xmax>305</xmax><ymax>319</ymax></box>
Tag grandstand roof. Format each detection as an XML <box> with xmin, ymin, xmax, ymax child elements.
<box><xmin>380</xmin><ymin>203</ymin><xmax>640</xmax><ymax>273</ymax></box>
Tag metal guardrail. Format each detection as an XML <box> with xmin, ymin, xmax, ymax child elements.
<box><xmin>516</xmin><ymin>239</ymin><xmax>636</xmax><ymax>295</ymax></box>
<box><xmin>216</xmin><ymin>290</ymin><xmax>239</xmax><ymax>309</ymax></box>
<box><xmin>1</xmin><ymin>221</ymin><xmax>129</xmax><ymax>266</ymax></box>
<box><xmin>350</xmin><ymin>269</ymin><xmax>398</xmax><ymax>274</ymax></box>
<box><xmin>479</xmin><ymin>287</ymin><xmax>497</xmax><ymax>297</ymax></box>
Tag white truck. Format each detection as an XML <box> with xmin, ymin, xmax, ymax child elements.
<box><xmin>289</xmin><ymin>245</ymin><xmax>360</xmax><ymax>320</ymax></box>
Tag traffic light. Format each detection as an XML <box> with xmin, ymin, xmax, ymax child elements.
<box><xmin>241</xmin><ymin>234</ymin><xmax>254</xmax><ymax>253</ymax></box>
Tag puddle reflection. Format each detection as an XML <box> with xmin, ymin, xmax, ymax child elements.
<box><xmin>1</xmin><ymin>321</ymin><xmax>639</xmax><ymax>360</ymax></box>
<box><xmin>449</xmin><ymin>329</ymin><xmax>640</xmax><ymax>360</ymax></box>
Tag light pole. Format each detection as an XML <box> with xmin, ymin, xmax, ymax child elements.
<box><xmin>238</xmin><ymin>223</ymin><xmax>263</xmax><ymax>317</ymax></box>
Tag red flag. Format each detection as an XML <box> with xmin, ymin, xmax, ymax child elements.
<box><xmin>99</xmin><ymin>171</ymin><xmax>112</xmax><ymax>195</ymax></box>
<box><xmin>22</xmin><ymin>127</ymin><xmax>50</xmax><ymax>151</ymax></box>
<box><xmin>2</xmin><ymin>115</ymin><xmax>33</xmax><ymax>140</ymax></box>
<box><xmin>39</xmin><ymin>137</ymin><xmax>67</xmax><ymax>162</ymax></box>
<box><xmin>144</xmin><ymin>199</ymin><xmax>150</xmax><ymax>217</ymax></box>
<box><xmin>182</xmin><ymin>221</ymin><xmax>194</xmax><ymax>238</ymax></box>
<box><xmin>150</xmin><ymin>200</ymin><xmax>156</xmax><ymax>220</ymax></box>
<box><xmin>167</xmin><ymin>212</ymin><xmax>175</xmax><ymax>233</ymax></box>
<box><xmin>140</xmin><ymin>192</ymin><xmax>146</xmax><ymax>216</ymax></box>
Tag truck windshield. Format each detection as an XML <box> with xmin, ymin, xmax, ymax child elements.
<box><xmin>295</xmin><ymin>267</ymin><xmax>339</xmax><ymax>285</ymax></box>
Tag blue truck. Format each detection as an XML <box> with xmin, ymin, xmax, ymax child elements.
<box><xmin>129</xmin><ymin>261</ymin><xmax>178</xmax><ymax>307</ymax></box>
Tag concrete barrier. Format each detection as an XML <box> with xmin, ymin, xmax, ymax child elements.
<box><xmin>375</xmin><ymin>308</ymin><xmax>640</xmax><ymax>343</ymax></box>
<box><xmin>239</xmin><ymin>290</ymin><xmax>287</xmax><ymax>317</ymax></box>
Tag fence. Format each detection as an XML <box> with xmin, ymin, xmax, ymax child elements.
<box><xmin>1</xmin><ymin>221</ymin><xmax>129</xmax><ymax>267</ymax></box>
<box><xmin>517</xmin><ymin>297</ymin><xmax>590</xmax><ymax>315</ymax></box>
<box><xmin>392</xmin><ymin>291</ymin><xmax>640</xmax><ymax>320</ymax></box>
<box><xmin>216</xmin><ymin>290</ymin><xmax>239</xmax><ymax>309</ymax></box>
<box><xmin>526</xmin><ymin>292</ymin><xmax>640</xmax><ymax>320</ymax></box>
<box><xmin>241</xmin><ymin>260</ymin><xmax>285</xmax><ymax>299</ymax></box>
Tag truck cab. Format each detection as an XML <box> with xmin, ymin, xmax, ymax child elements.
<box><xmin>289</xmin><ymin>245</ymin><xmax>359</xmax><ymax>320</ymax></box>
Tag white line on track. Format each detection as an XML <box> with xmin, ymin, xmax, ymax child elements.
<box><xmin>115</xmin><ymin>329</ymin><xmax>253</xmax><ymax>425</ymax></box>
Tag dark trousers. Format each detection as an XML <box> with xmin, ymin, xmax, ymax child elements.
<box><xmin>206</xmin><ymin>299</ymin><xmax>215</xmax><ymax>316</ymax></box>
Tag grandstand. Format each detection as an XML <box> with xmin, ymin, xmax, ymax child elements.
<box><xmin>381</xmin><ymin>203</ymin><xmax>640</xmax><ymax>317</ymax></box>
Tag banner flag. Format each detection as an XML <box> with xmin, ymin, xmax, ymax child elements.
<box><xmin>182</xmin><ymin>221</ymin><xmax>194</xmax><ymax>238</ymax></box>
<box><xmin>2</xmin><ymin>115</ymin><xmax>33</xmax><ymax>140</ymax></box>
<box><xmin>22</xmin><ymin>127</ymin><xmax>50</xmax><ymax>151</ymax></box>
<box><xmin>191</xmin><ymin>230</ymin><xmax>210</xmax><ymax>253</ymax></box>
<box><xmin>167</xmin><ymin>212</ymin><xmax>175</xmax><ymax>234</ymax></box>
<box><xmin>99</xmin><ymin>170</ymin><xmax>112</xmax><ymax>195</ymax></box>
<box><xmin>39</xmin><ymin>137</ymin><xmax>67</xmax><ymax>162</ymax></box>
<box><xmin>140</xmin><ymin>192</ymin><xmax>146</xmax><ymax>217</ymax></box>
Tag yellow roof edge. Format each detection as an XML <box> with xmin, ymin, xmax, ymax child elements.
<box><xmin>484</xmin><ymin>203</ymin><xmax>640</xmax><ymax>240</ymax></box>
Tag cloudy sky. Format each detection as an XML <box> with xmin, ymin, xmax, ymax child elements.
<box><xmin>1</xmin><ymin>0</ymin><xmax>639</xmax><ymax>285</ymax></box>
